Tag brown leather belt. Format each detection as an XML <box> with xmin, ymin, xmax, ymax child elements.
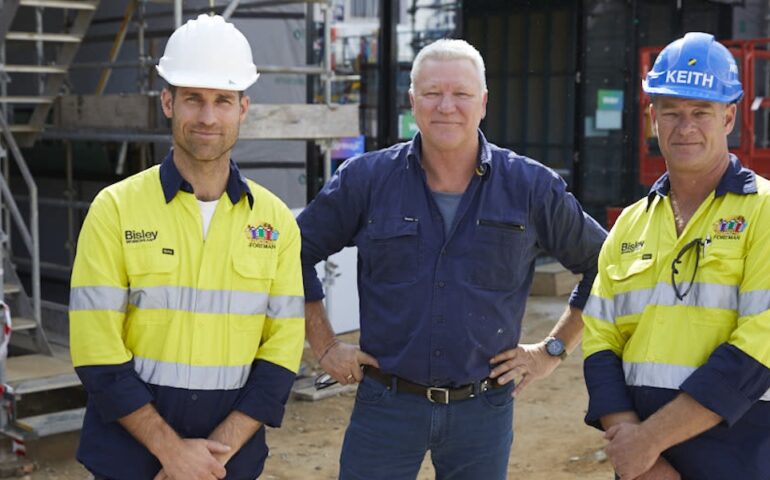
<box><xmin>363</xmin><ymin>366</ymin><xmax>504</xmax><ymax>404</ymax></box>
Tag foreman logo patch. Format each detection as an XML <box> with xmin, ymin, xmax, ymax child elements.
<box><xmin>245</xmin><ymin>223</ymin><xmax>279</xmax><ymax>249</ymax></box>
<box><xmin>713</xmin><ymin>216</ymin><xmax>747</xmax><ymax>240</ymax></box>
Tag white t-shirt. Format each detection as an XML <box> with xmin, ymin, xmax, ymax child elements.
<box><xmin>198</xmin><ymin>199</ymin><xmax>219</xmax><ymax>240</ymax></box>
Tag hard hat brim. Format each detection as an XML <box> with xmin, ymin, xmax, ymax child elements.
<box><xmin>156</xmin><ymin>65</ymin><xmax>259</xmax><ymax>92</ymax></box>
<box><xmin>642</xmin><ymin>80</ymin><xmax>743</xmax><ymax>104</ymax></box>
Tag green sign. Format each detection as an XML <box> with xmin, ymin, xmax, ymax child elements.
<box><xmin>399</xmin><ymin>111</ymin><xmax>419</xmax><ymax>139</ymax></box>
<box><xmin>597</xmin><ymin>89</ymin><xmax>624</xmax><ymax>111</ymax></box>
<box><xmin>596</xmin><ymin>89</ymin><xmax>624</xmax><ymax>129</ymax></box>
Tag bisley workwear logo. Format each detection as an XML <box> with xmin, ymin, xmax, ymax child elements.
<box><xmin>125</xmin><ymin>230</ymin><xmax>158</xmax><ymax>244</ymax></box>
<box><xmin>621</xmin><ymin>240</ymin><xmax>645</xmax><ymax>255</ymax></box>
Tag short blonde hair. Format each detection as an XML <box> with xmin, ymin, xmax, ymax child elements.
<box><xmin>409</xmin><ymin>39</ymin><xmax>487</xmax><ymax>93</ymax></box>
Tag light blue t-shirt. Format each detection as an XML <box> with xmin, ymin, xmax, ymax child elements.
<box><xmin>431</xmin><ymin>190</ymin><xmax>463</xmax><ymax>236</ymax></box>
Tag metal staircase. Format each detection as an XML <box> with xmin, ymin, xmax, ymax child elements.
<box><xmin>0</xmin><ymin>0</ymin><xmax>99</xmax><ymax>147</ymax></box>
<box><xmin>0</xmin><ymin>0</ymin><xmax>102</xmax><ymax>444</ymax></box>
<box><xmin>0</xmin><ymin>93</ymin><xmax>83</xmax><ymax>443</ymax></box>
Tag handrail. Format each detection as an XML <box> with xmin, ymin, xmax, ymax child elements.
<box><xmin>0</xmin><ymin>112</ymin><xmax>41</xmax><ymax>331</ymax></box>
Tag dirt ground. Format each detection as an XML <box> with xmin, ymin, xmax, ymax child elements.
<box><xmin>11</xmin><ymin>295</ymin><xmax>613</xmax><ymax>480</ymax></box>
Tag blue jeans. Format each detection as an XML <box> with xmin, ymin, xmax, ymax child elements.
<box><xmin>340</xmin><ymin>375</ymin><xmax>514</xmax><ymax>480</ymax></box>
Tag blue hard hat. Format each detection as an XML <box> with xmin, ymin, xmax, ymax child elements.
<box><xmin>642</xmin><ymin>32</ymin><xmax>743</xmax><ymax>103</ymax></box>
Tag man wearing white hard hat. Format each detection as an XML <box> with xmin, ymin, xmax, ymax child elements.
<box><xmin>69</xmin><ymin>14</ymin><xmax>305</xmax><ymax>480</ymax></box>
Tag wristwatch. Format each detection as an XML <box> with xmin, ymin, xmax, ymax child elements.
<box><xmin>544</xmin><ymin>336</ymin><xmax>568</xmax><ymax>361</ymax></box>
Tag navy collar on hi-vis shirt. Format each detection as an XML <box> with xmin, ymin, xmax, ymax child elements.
<box><xmin>159</xmin><ymin>150</ymin><xmax>254</xmax><ymax>208</ymax></box>
<box><xmin>646</xmin><ymin>154</ymin><xmax>757</xmax><ymax>210</ymax></box>
<box><xmin>405</xmin><ymin>129</ymin><xmax>494</xmax><ymax>176</ymax></box>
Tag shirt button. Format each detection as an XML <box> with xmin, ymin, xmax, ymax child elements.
<box><xmin>434</xmin><ymin>350</ymin><xmax>442</xmax><ymax>357</ymax></box>
<box><xmin>191</xmin><ymin>394</ymin><xmax>198</xmax><ymax>401</ymax></box>
<box><xmin>438</xmin><ymin>281</ymin><xmax>445</xmax><ymax>288</ymax></box>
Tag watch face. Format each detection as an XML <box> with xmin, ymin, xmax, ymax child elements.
<box><xmin>546</xmin><ymin>338</ymin><xmax>565</xmax><ymax>356</ymax></box>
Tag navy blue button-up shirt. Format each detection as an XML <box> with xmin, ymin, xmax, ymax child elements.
<box><xmin>299</xmin><ymin>132</ymin><xmax>606</xmax><ymax>386</ymax></box>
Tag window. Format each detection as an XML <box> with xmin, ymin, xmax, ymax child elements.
<box><xmin>350</xmin><ymin>0</ymin><xmax>378</xmax><ymax>18</ymax></box>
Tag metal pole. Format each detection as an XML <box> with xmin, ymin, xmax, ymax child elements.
<box><xmin>762</xmin><ymin>4</ymin><xmax>770</xmax><ymax>147</ymax></box>
<box><xmin>29</xmin><ymin>177</ymin><xmax>40</xmax><ymax>340</ymax></box>
<box><xmin>322</xmin><ymin>1</ymin><xmax>333</xmax><ymax>182</ymax></box>
<box><xmin>174</xmin><ymin>0</ymin><xmax>182</xmax><ymax>28</ymax></box>
<box><xmin>320</xmin><ymin>1</ymin><xmax>334</xmax><ymax>317</ymax></box>
<box><xmin>0</xmin><ymin>114</ymin><xmax>41</xmax><ymax>336</ymax></box>
<box><xmin>140</xmin><ymin>142</ymin><xmax>148</xmax><ymax>171</ymax></box>
<box><xmin>115</xmin><ymin>141</ymin><xmax>128</xmax><ymax>175</ymax></box>
<box><xmin>65</xmin><ymin>140</ymin><xmax>75</xmax><ymax>266</ymax></box>
<box><xmin>35</xmin><ymin>6</ymin><xmax>44</xmax><ymax>96</ymax></box>
<box><xmin>0</xmin><ymin>12</ymin><xmax>7</xmax><ymax>122</ymax></box>
<box><xmin>137</xmin><ymin>0</ymin><xmax>148</xmax><ymax>93</ymax></box>
<box><xmin>377</xmin><ymin>0</ymin><xmax>398</xmax><ymax>148</ymax></box>
<box><xmin>1</xmin><ymin>135</ymin><xmax>8</xmax><ymax>257</ymax></box>
<box><xmin>323</xmin><ymin>0</ymin><xmax>332</xmax><ymax>106</ymax></box>
<box><xmin>222</xmin><ymin>0</ymin><xmax>242</xmax><ymax>20</ymax></box>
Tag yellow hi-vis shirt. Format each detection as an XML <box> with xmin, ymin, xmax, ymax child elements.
<box><xmin>70</xmin><ymin>165</ymin><xmax>305</xmax><ymax>391</ymax></box>
<box><xmin>584</xmin><ymin>158</ymin><xmax>770</xmax><ymax>405</ymax></box>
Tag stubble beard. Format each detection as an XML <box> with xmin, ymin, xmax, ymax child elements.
<box><xmin>173</xmin><ymin>118</ymin><xmax>240</xmax><ymax>164</ymax></box>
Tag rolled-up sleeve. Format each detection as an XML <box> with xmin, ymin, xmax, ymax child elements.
<box><xmin>532</xmin><ymin>169</ymin><xmax>607</xmax><ymax>309</ymax></box>
<box><xmin>234</xmin><ymin>360</ymin><xmax>296</xmax><ymax>427</ymax></box>
<box><xmin>298</xmin><ymin>157</ymin><xmax>368</xmax><ymax>302</ymax></box>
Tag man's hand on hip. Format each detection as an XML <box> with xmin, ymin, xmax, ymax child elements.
<box><xmin>153</xmin><ymin>438</ymin><xmax>230</xmax><ymax>480</ymax></box>
<box><xmin>320</xmin><ymin>341</ymin><xmax>379</xmax><ymax>385</ymax></box>
<box><xmin>488</xmin><ymin>341</ymin><xmax>561</xmax><ymax>396</ymax></box>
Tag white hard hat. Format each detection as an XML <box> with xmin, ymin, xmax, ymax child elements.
<box><xmin>156</xmin><ymin>14</ymin><xmax>259</xmax><ymax>91</ymax></box>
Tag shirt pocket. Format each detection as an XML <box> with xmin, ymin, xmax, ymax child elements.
<box><xmin>606</xmin><ymin>257</ymin><xmax>655</xmax><ymax>325</ymax></box>
<box><xmin>125</xmin><ymin>245</ymin><xmax>179</xmax><ymax>278</ymax></box>
<box><xmin>364</xmin><ymin>216</ymin><xmax>420</xmax><ymax>284</ymax></box>
<box><xmin>125</xmin><ymin>246</ymin><xmax>179</xmax><ymax>325</ymax></box>
<box><xmin>686</xmin><ymin>253</ymin><xmax>742</xmax><ymax>328</ymax></box>
<box><xmin>467</xmin><ymin>219</ymin><xmax>527</xmax><ymax>291</ymax></box>
<box><xmin>697</xmin><ymin>252</ymin><xmax>744</xmax><ymax>288</ymax></box>
<box><xmin>231</xmin><ymin>256</ymin><xmax>275</xmax><ymax>332</ymax></box>
<box><xmin>607</xmin><ymin>257</ymin><xmax>655</xmax><ymax>283</ymax></box>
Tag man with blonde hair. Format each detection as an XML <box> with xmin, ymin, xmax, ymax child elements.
<box><xmin>298</xmin><ymin>39</ymin><xmax>606</xmax><ymax>479</ymax></box>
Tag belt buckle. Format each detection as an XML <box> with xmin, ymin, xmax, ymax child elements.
<box><xmin>426</xmin><ymin>387</ymin><xmax>450</xmax><ymax>404</ymax></box>
<box><xmin>479</xmin><ymin>379</ymin><xmax>491</xmax><ymax>393</ymax></box>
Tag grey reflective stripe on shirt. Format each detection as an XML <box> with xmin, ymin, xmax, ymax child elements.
<box><xmin>624</xmin><ymin>361</ymin><xmax>770</xmax><ymax>401</ymax></box>
<box><xmin>129</xmin><ymin>286</ymin><xmax>269</xmax><ymax>315</ymax></box>
<box><xmin>584</xmin><ymin>295</ymin><xmax>614</xmax><ymax>323</ymax></box>
<box><xmin>70</xmin><ymin>286</ymin><xmax>129</xmax><ymax>313</ymax></box>
<box><xmin>133</xmin><ymin>355</ymin><xmax>251</xmax><ymax>390</ymax></box>
<box><xmin>739</xmin><ymin>290</ymin><xmax>770</xmax><ymax>317</ymax></box>
<box><xmin>587</xmin><ymin>282</ymin><xmax>739</xmax><ymax>323</ymax></box>
<box><xmin>267</xmin><ymin>295</ymin><xmax>304</xmax><ymax>319</ymax></box>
